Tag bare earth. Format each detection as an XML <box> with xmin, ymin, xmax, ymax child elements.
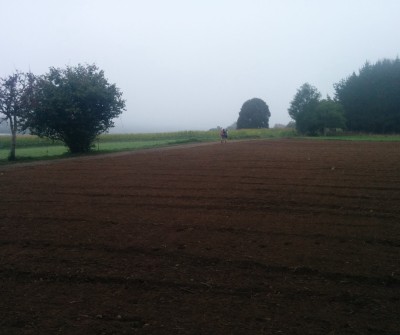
<box><xmin>0</xmin><ymin>139</ymin><xmax>399</xmax><ymax>335</ymax></box>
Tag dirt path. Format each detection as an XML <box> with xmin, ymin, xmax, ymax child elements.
<box><xmin>1</xmin><ymin>139</ymin><xmax>399</xmax><ymax>334</ymax></box>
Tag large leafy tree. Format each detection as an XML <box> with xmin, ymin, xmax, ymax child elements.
<box><xmin>237</xmin><ymin>98</ymin><xmax>271</xmax><ymax>129</ymax></box>
<box><xmin>335</xmin><ymin>58</ymin><xmax>400</xmax><ymax>133</ymax></box>
<box><xmin>25</xmin><ymin>64</ymin><xmax>125</xmax><ymax>153</ymax></box>
<box><xmin>296</xmin><ymin>98</ymin><xmax>346</xmax><ymax>135</ymax></box>
<box><xmin>288</xmin><ymin>83</ymin><xmax>321</xmax><ymax>121</ymax></box>
<box><xmin>0</xmin><ymin>71</ymin><xmax>36</xmax><ymax>160</ymax></box>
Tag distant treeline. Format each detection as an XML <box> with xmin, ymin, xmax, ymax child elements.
<box><xmin>287</xmin><ymin>58</ymin><xmax>400</xmax><ymax>135</ymax></box>
<box><xmin>335</xmin><ymin>58</ymin><xmax>400</xmax><ymax>133</ymax></box>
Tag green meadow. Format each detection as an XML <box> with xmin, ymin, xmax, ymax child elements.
<box><xmin>1</xmin><ymin>128</ymin><xmax>400</xmax><ymax>164</ymax></box>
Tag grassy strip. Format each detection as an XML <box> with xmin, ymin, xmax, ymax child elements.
<box><xmin>0</xmin><ymin>129</ymin><xmax>294</xmax><ymax>161</ymax></box>
<box><xmin>312</xmin><ymin>134</ymin><xmax>400</xmax><ymax>141</ymax></box>
<box><xmin>1</xmin><ymin>128</ymin><xmax>400</xmax><ymax>164</ymax></box>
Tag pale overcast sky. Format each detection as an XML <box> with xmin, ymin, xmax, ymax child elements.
<box><xmin>1</xmin><ymin>0</ymin><xmax>399</xmax><ymax>132</ymax></box>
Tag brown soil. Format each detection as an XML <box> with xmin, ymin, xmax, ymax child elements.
<box><xmin>0</xmin><ymin>139</ymin><xmax>399</xmax><ymax>335</ymax></box>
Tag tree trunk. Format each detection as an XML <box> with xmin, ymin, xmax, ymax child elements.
<box><xmin>8</xmin><ymin>116</ymin><xmax>17</xmax><ymax>161</ymax></box>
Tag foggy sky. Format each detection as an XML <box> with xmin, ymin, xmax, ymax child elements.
<box><xmin>1</xmin><ymin>0</ymin><xmax>400</xmax><ymax>132</ymax></box>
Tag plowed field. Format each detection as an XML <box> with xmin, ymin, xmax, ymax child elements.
<box><xmin>1</xmin><ymin>139</ymin><xmax>399</xmax><ymax>335</ymax></box>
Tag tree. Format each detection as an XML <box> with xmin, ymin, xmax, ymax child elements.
<box><xmin>288</xmin><ymin>83</ymin><xmax>321</xmax><ymax>121</ymax></box>
<box><xmin>0</xmin><ymin>71</ymin><xmax>36</xmax><ymax>160</ymax></box>
<box><xmin>25</xmin><ymin>64</ymin><xmax>125</xmax><ymax>153</ymax></box>
<box><xmin>335</xmin><ymin>58</ymin><xmax>400</xmax><ymax>133</ymax></box>
<box><xmin>237</xmin><ymin>98</ymin><xmax>271</xmax><ymax>129</ymax></box>
<box><xmin>296</xmin><ymin>98</ymin><xmax>346</xmax><ymax>135</ymax></box>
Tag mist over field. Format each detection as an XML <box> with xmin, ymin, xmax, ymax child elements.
<box><xmin>1</xmin><ymin>1</ymin><xmax>400</xmax><ymax>132</ymax></box>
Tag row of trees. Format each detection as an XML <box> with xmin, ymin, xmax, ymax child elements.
<box><xmin>335</xmin><ymin>58</ymin><xmax>400</xmax><ymax>133</ymax></box>
<box><xmin>2</xmin><ymin>57</ymin><xmax>398</xmax><ymax>160</ymax></box>
<box><xmin>288</xmin><ymin>83</ymin><xmax>345</xmax><ymax>135</ymax></box>
<box><xmin>0</xmin><ymin>64</ymin><xmax>125</xmax><ymax>160</ymax></box>
<box><xmin>289</xmin><ymin>58</ymin><xmax>400</xmax><ymax>135</ymax></box>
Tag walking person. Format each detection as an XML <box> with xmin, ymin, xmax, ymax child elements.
<box><xmin>220</xmin><ymin>128</ymin><xmax>228</xmax><ymax>143</ymax></box>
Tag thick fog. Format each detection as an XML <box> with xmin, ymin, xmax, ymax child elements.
<box><xmin>1</xmin><ymin>0</ymin><xmax>399</xmax><ymax>132</ymax></box>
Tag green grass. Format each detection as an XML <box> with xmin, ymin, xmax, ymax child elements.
<box><xmin>1</xmin><ymin>128</ymin><xmax>400</xmax><ymax>164</ymax></box>
<box><xmin>321</xmin><ymin>134</ymin><xmax>400</xmax><ymax>141</ymax></box>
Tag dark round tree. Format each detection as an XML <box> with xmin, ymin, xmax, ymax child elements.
<box><xmin>26</xmin><ymin>64</ymin><xmax>125</xmax><ymax>153</ymax></box>
<box><xmin>237</xmin><ymin>98</ymin><xmax>271</xmax><ymax>129</ymax></box>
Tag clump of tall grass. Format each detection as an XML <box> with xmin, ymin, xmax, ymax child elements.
<box><xmin>227</xmin><ymin>128</ymin><xmax>296</xmax><ymax>140</ymax></box>
<box><xmin>98</xmin><ymin>128</ymin><xmax>296</xmax><ymax>143</ymax></box>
